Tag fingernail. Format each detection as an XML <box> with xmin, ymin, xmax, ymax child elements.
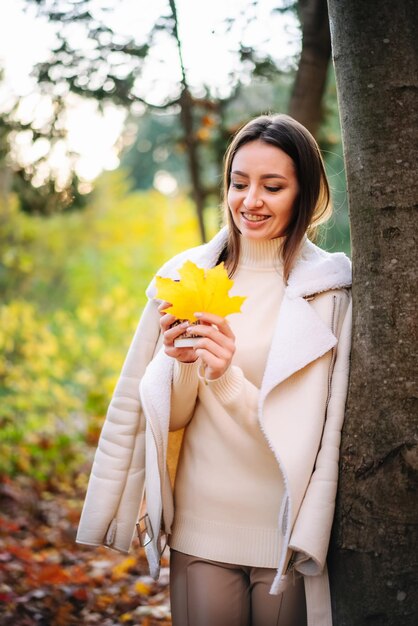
<box><xmin>194</xmin><ymin>312</ymin><xmax>202</xmax><ymax>318</ymax></box>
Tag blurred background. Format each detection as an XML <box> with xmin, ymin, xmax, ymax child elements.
<box><xmin>0</xmin><ymin>1</ymin><xmax>350</xmax><ymax>624</ymax></box>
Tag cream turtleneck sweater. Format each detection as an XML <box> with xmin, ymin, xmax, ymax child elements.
<box><xmin>168</xmin><ymin>237</ymin><xmax>286</xmax><ymax>567</ymax></box>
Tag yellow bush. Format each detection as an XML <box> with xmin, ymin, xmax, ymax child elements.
<box><xmin>0</xmin><ymin>170</ymin><xmax>217</xmax><ymax>478</ymax></box>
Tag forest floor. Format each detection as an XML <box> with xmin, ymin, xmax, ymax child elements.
<box><xmin>0</xmin><ymin>475</ymin><xmax>171</xmax><ymax>626</ymax></box>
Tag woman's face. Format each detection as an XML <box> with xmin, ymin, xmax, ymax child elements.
<box><xmin>227</xmin><ymin>140</ymin><xmax>299</xmax><ymax>241</ymax></box>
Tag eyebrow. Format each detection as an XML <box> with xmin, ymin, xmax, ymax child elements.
<box><xmin>231</xmin><ymin>170</ymin><xmax>287</xmax><ymax>181</ymax></box>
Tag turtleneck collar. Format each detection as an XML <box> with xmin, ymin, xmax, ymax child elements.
<box><xmin>238</xmin><ymin>236</ymin><xmax>284</xmax><ymax>270</ymax></box>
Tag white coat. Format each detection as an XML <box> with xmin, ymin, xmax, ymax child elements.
<box><xmin>77</xmin><ymin>228</ymin><xmax>352</xmax><ymax>626</ymax></box>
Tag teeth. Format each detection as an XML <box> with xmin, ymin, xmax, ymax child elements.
<box><xmin>243</xmin><ymin>213</ymin><xmax>268</xmax><ymax>222</ymax></box>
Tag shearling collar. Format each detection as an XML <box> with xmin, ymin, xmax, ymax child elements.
<box><xmin>286</xmin><ymin>237</ymin><xmax>351</xmax><ymax>298</ymax></box>
<box><xmin>145</xmin><ymin>227</ymin><xmax>351</xmax><ymax>300</ymax></box>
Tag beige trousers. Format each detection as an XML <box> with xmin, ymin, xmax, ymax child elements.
<box><xmin>170</xmin><ymin>550</ymin><xmax>307</xmax><ymax>626</ymax></box>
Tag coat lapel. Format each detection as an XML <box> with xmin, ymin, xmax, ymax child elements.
<box><xmin>259</xmin><ymin>293</ymin><xmax>337</xmax><ymax>405</ymax></box>
<box><xmin>258</xmin><ymin>235</ymin><xmax>351</xmax><ymax>403</ymax></box>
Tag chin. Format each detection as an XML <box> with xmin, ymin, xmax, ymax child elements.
<box><xmin>243</xmin><ymin>231</ymin><xmax>271</xmax><ymax>241</ymax></box>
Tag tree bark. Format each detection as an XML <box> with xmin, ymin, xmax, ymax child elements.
<box><xmin>327</xmin><ymin>1</ymin><xmax>418</xmax><ymax>624</ymax></box>
<box><xmin>178</xmin><ymin>88</ymin><xmax>207</xmax><ymax>243</ymax></box>
<box><xmin>169</xmin><ymin>0</ymin><xmax>207</xmax><ymax>243</ymax></box>
<box><xmin>288</xmin><ymin>0</ymin><xmax>331</xmax><ymax>137</ymax></box>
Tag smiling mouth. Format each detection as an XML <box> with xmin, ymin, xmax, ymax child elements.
<box><xmin>242</xmin><ymin>212</ymin><xmax>270</xmax><ymax>222</ymax></box>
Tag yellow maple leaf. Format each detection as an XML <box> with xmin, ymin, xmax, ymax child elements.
<box><xmin>154</xmin><ymin>261</ymin><xmax>246</xmax><ymax>322</ymax></box>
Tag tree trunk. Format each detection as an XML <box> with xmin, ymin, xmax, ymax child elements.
<box><xmin>178</xmin><ymin>88</ymin><xmax>207</xmax><ymax>243</ymax></box>
<box><xmin>288</xmin><ymin>0</ymin><xmax>331</xmax><ymax>137</ymax></box>
<box><xmin>169</xmin><ymin>0</ymin><xmax>207</xmax><ymax>243</ymax></box>
<box><xmin>327</xmin><ymin>1</ymin><xmax>418</xmax><ymax>624</ymax></box>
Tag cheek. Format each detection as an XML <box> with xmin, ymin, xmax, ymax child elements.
<box><xmin>281</xmin><ymin>190</ymin><xmax>298</xmax><ymax>213</ymax></box>
<box><xmin>227</xmin><ymin>189</ymin><xmax>238</xmax><ymax>211</ymax></box>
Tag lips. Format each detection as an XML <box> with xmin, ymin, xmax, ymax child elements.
<box><xmin>242</xmin><ymin>212</ymin><xmax>270</xmax><ymax>222</ymax></box>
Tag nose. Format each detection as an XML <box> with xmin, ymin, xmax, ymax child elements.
<box><xmin>243</xmin><ymin>187</ymin><xmax>263</xmax><ymax>210</ymax></box>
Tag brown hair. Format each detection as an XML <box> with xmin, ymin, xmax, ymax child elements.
<box><xmin>221</xmin><ymin>113</ymin><xmax>331</xmax><ymax>282</ymax></box>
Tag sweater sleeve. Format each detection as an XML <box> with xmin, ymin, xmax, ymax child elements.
<box><xmin>288</xmin><ymin>294</ymin><xmax>352</xmax><ymax>576</ymax></box>
<box><xmin>200</xmin><ymin>365</ymin><xmax>260</xmax><ymax>426</ymax></box>
<box><xmin>169</xmin><ymin>360</ymin><xmax>200</xmax><ymax>431</ymax></box>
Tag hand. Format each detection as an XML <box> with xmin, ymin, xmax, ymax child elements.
<box><xmin>158</xmin><ymin>301</ymin><xmax>198</xmax><ymax>363</ymax></box>
<box><xmin>190</xmin><ymin>312</ymin><xmax>236</xmax><ymax>380</ymax></box>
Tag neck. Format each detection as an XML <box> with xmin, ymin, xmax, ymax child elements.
<box><xmin>238</xmin><ymin>236</ymin><xmax>284</xmax><ymax>270</ymax></box>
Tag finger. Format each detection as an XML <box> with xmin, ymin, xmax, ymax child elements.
<box><xmin>193</xmin><ymin>337</ymin><xmax>232</xmax><ymax>361</ymax></box>
<box><xmin>159</xmin><ymin>312</ymin><xmax>176</xmax><ymax>331</ymax></box>
<box><xmin>158</xmin><ymin>300</ymin><xmax>173</xmax><ymax>315</ymax></box>
<box><xmin>194</xmin><ymin>312</ymin><xmax>235</xmax><ymax>338</ymax></box>
<box><xmin>163</xmin><ymin>321</ymin><xmax>190</xmax><ymax>345</ymax></box>
<box><xmin>187</xmin><ymin>323</ymin><xmax>235</xmax><ymax>347</ymax></box>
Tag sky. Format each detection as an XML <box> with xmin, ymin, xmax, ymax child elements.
<box><xmin>0</xmin><ymin>0</ymin><xmax>300</xmax><ymax>182</ymax></box>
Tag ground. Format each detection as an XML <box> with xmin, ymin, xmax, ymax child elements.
<box><xmin>0</xmin><ymin>476</ymin><xmax>171</xmax><ymax>626</ymax></box>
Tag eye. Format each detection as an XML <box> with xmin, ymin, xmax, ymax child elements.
<box><xmin>265</xmin><ymin>185</ymin><xmax>282</xmax><ymax>192</ymax></box>
<box><xmin>230</xmin><ymin>181</ymin><xmax>246</xmax><ymax>190</ymax></box>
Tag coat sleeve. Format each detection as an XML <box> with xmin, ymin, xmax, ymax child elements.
<box><xmin>76</xmin><ymin>299</ymin><xmax>162</xmax><ymax>553</ymax></box>
<box><xmin>288</xmin><ymin>293</ymin><xmax>352</xmax><ymax>575</ymax></box>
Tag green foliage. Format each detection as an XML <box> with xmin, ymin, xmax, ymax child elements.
<box><xmin>0</xmin><ymin>195</ymin><xmax>37</xmax><ymax>300</ymax></box>
<box><xmin>122</xmin><ymin>112</ymin><xmax>188</xmax><ymax>190</ymax></box>
<box><xmin>0</xmin><ymin>170</ymin><xmax>206</xmax><ymax>479</ymax></box>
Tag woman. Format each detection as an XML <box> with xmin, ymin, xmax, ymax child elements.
<box><xmin>77</xmin><ymin>114</ymin><xmax>352</xmax><ymax>626</ymax></box>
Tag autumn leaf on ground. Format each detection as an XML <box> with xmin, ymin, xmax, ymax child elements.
<box><xmin>0</xmin><ymin>476</ymin><xmax>171</xmax><ymax>626</ymax></box>
<box><xmin>111</xmin><ymin>556</ymin><xmax>137</xmax><ymax>580</ymax></box>
<box><xmin>134</xmin><ymin>579</ymin><xmax>153</xmax><ymax>595</ymax></box>
<box><xmin>155</xmin><ymin>261</ymin><xmax>246</xmax><ymax>322</ymax></box>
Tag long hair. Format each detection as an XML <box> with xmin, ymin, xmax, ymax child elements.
<box><xmin>221</xmin><ymin>114</ymin><xmax>331</xmax><ymax>282</ymax></box>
